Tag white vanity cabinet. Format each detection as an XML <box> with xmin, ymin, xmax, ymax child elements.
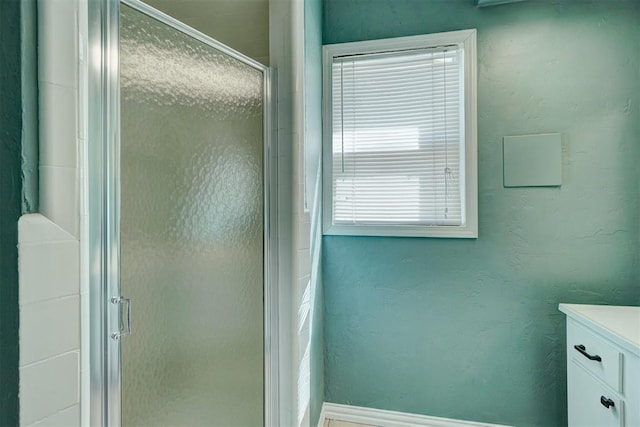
<box><xmin>559</xmin><ymin>304</ymin><xmax>640</xmax><ymax>427</ymax></box>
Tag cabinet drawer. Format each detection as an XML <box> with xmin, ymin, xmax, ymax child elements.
<box><xmin>568</xmin><ymin>360</ymin><xmax>624</xmax><ymax>427</ymax></box>
<box><xmin>568</xmin><ymin>319</ymin><xmax>622</xmax><ymax>392</ymax></box>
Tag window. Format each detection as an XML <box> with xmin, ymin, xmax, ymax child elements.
<box><xmin>322</xmin><ymin>30</ymin><xmax>478</xmax><ymax>238</ymax></box>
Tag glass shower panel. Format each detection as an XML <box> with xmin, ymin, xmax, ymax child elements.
<box><xmin>119</xmin><ymin>5</ymin><xmax>264</xmax><ymax>426</ymax></box>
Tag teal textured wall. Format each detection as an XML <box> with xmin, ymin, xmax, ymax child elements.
<box><xmin>306</xmin><ymin>0</ymin><xmax>325</xmax><ymax>424</ymax></box>
<box><xmin>0</xmin><ymin>0</ymin><xmax>24</xmax><ymax>423</ymax></box>
<box><xmin>20</xmin><ymin>0</ymin><xmax>39</xmax><ymax>213</ymax></box>
<box><xmin>322</xmin><ymin>1</ymin><xmax>640</xmax><ymax>426</ymax></box>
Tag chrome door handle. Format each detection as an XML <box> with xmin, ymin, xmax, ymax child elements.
<box><xmin>111</xmin><ymin>296</ymin><xmax>132</xmax><ymax>340</ymax></box>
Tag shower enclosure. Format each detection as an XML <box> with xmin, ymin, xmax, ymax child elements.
<box><xmin>88</xmin><ymin>1</ymin><xmax>276</xmax><ymax>425</ymax></box>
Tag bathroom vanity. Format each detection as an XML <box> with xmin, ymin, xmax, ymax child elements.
<box><xmin>559</xmin><ymin>304</ymin><xmax>640</xmax><ymax>427</ymax></box>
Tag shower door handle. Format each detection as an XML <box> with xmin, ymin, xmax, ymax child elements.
<box><xmin>111</xmin><ymin>296</ymin><xmax>132</xmax><ymax>340</ymax></box>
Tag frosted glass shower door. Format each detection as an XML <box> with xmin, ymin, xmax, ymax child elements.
<box><xmin>119</xmin><ymin>5</ymin><xmax>264</xmax><ymax>426</ymax></box>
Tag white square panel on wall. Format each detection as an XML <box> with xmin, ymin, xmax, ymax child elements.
<box><xmin>503</xmin><ymin>133</ymin><xmax>562</xmax><ymax>187</ymax></box>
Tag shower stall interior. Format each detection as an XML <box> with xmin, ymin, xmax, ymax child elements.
<box><xmin>88</xmin><ymin>1</ymin><xmax>275</xmax><ymax>425</ymax></box>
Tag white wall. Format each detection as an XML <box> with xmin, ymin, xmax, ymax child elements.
<box><xmin>269</xmin><ymin>0</ymin><xmax>321</xmax><ymax>425</ymax></box>
<box><xmin>18</xmin><ymin>0</ymin><xmax>87</xmax><ymax>425</ymax></box>
<box><xmin>269</xmin><ymin>0</ymin><xmax>295</xmax><ymax>423</ymax></box>
<box><xmin>18</xmin><ymin>215</ymin><xmax>81</xmax><ymax>426</ymax></box>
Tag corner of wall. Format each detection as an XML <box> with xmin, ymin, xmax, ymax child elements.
<box><xmin>304</xmin><ymin>0</ymin><xmax>325</xmax><ymax>423</ymax></box>
<box><xmin>269</xmin><ymin>0</ymin><xmax>323</xmax><ymax>425</ymax></box>
<box><xmin>269</xmin><ymin>0</ymin><xmax>296</xmax><ymax>424</ymax></box>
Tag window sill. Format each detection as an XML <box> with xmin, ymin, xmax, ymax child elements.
<box><xmin>323</xmin><ymin>223</ymin><xmax>478</xmax><ymax>239</ymax></box>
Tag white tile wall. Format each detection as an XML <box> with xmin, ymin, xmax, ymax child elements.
<box><xmin>270</xmin><ymin>0</ymin><xmax>295</xmax><ymax>425</ymax></box>
<box><xmin>18</xmin><ymin>238</ymin><xmax>79</xmax><ymax>305</ymax></box>
<box><xmin>38</xmin><ymin>0</ymin><xmax>81</xmax><ymax>239</ymax></box>
<box><xmin>39</xmin><ymin>166</ymin><xmax>80</xmax><ymax>238</ymax></box>
<box><xmin>19</xmin><ymin>352</ymin><xmax>80</xmax><ymax>426</ymax></box>
<box><xmin>39</xmin><ymin>83</ymin><xmax>78</xmax><ymax>168</ymax></box>
<box><xmin>298</xmin><ymin>217</ymin><xmax>312</xmax><ymax>250</ymax></box>
<box><xmin>18</xmin><ymin>215</ymin><xmax>81</xmax><ymax>427</ymax></box>
<box><xmin>20</xmin><ymin>296</ymin><xmax>80</xmax><ymax>366</ymax></box>
<box><xmin>38</xmin><ymin>0</ymin><xmax>78</xmax><ymax>88</ymax></box>
<box><xmin>19</xmin><ymin>0</ymin><xmax>85</xmax><ymax>425</ymax></box>
<box><xmin>272</xmin><ymin>0</ymin><xmax>323</xmax><ymax>425</ymax></box>
<box><xmin>18</xmin><ymin>214</ymin><xmax>75</xmax><ymax>244</ymax></box>
<box><xmin>31</xmin><ymin>405</ymin><xmax>80</xmax><ymax>427</ymax></box>
<box><xmin>297</xmin><ymin>248</ymin><xmax>311</xmax><ymax>280</ymax></box>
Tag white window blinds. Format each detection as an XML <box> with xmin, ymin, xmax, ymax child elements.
<box><xmin>330</xmin><ymin>46</ymin><xmax>466</xmax><ymax>227</ymax></box>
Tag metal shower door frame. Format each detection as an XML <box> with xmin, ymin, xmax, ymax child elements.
<box><xmin>87</xmin><ymin>0</ymin><xmax>279</xmax><ymax>425</ymax></box>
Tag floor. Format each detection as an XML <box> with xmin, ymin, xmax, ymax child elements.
<box><xmin>324</xmin><ymin>419</ymin><xmax>378</xmax><ymax>427</ymax></box>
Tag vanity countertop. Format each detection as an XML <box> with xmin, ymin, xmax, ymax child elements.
<box><xmin>559</xmin><ymin>303</ymin><xmax>640</xmax><ymax>357</ymax></box>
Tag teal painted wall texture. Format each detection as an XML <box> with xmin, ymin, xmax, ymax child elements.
<box><xmin>20</xmin><ymin>0</ymin><xmax>39</xmax><ymax>213</ymax></box>
<box><xmin>0</xmin><ymin>0</ymin><xmax>24</xmax><ymax>424</ymax></box>
<box><xmin>322</xmin><ymin>1</ymin><xmax>640</xmax><ymax>426</ymax></box>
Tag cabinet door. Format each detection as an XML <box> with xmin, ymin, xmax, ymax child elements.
<box><xmin>567</xmin><ymin>319</ymin><xmax>622</xmax><ymax>392</ymax></box>
<box><xmin>568</xmin><ymin>359</ymin><xmax>624</xmax><ymax>427</ymax></box>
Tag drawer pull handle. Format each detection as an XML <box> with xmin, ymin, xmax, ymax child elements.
<box><xmin>600</xmin><ymin>396</ymin><xmax>615</xmax><ymax>409</ymax></box>
<box><xmin>574</xmin><ymin>344</ymin><xmax>602</xmax><ymax>362</ymax></box>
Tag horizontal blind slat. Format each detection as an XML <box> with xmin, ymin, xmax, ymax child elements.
<box><xmin>331</xmin><ymin>45</ymin><xmax>464</xmax><ymax>225</ymax></box>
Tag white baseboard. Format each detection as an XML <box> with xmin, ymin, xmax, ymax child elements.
<box><xmin>319</xmin><ymin>403</ymin><xmax>511</xmax><ymax>427</ymax></box>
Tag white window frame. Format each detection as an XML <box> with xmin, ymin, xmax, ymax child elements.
<box><xmin>322</xmin><ymin>29</ymin><xmax>478</xmax><ymax>238</ymax></box>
